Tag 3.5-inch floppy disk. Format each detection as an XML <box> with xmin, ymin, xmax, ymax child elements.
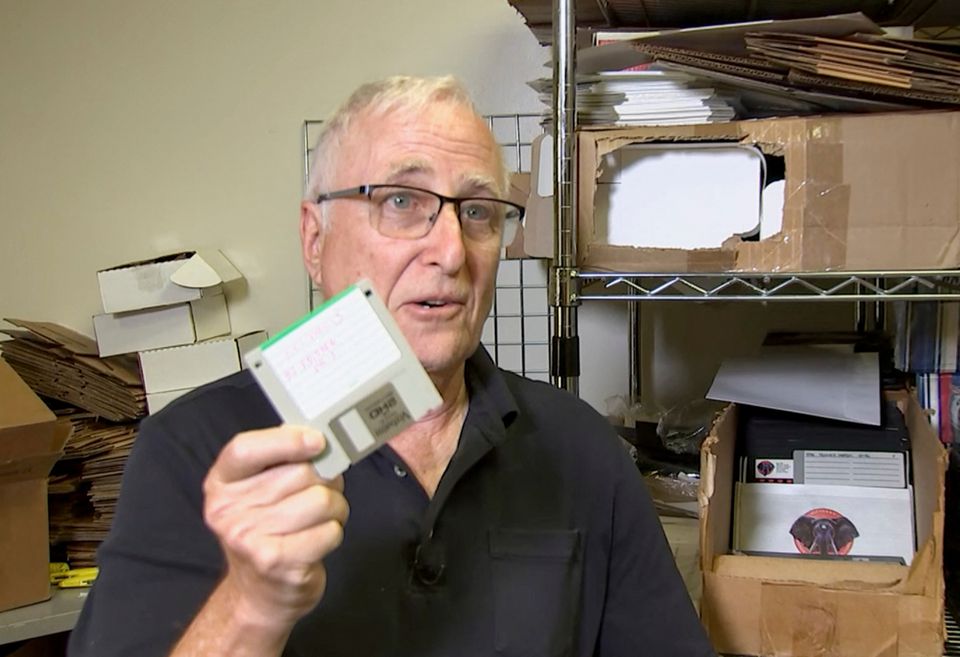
<box><xmin>244</xmin><ymin>280</ymin><xmax>442</xmax><ymax>479</ymax></box>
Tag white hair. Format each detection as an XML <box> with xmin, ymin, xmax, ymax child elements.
<box><xmin>304</xmin><ymin>75</ymin><xmax>509</xmax><ymax>207</ymax></box>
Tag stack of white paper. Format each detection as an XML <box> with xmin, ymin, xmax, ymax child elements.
<box><xmin>532</xmin><ymin>69</ymin><xmax>737</xmax><ymax>127</ymax></box>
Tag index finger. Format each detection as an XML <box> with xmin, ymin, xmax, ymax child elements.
<box><xmin>212</xmin><ymin>425</ymin><xmax>328</xmax><ymax>483</ymax></box>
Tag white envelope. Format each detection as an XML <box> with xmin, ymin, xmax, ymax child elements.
<box><xmin>707</xmin><ymin>346</ymin><xmax>881</xmax><ymax>425</ymax></box>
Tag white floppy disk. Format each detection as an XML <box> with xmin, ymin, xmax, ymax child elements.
<box><xmin>244</xmin><ymin>280</ymin><xmax>442</xmax><ymax>479</ymax></box>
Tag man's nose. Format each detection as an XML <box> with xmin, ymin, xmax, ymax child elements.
<box><xmin>423</xmin><ymin>202</ymin><xmax>467</xmax><ymax>271</ymax></box>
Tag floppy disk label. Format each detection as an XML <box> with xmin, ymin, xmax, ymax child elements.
<box><xmin>754</xmin><ymin>457</ymin><xmax>794</xmax><ymax>482</ymax></box>
<box><xmin>794</xmin><ymin>450</ymin><xmax>906</xmax><ymax>488</ymax></box>
<box><xmin>245</xmin><ymin>281</ymin><xmax>442</xmax><ymax>479</ymax></box>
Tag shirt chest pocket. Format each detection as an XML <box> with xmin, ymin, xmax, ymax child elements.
<box><xmin>489</xmin><ymin>528</ymin><xmax>583</xmax><ymax>657</ymax></box>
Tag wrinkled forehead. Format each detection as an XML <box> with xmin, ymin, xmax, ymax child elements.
<box><xmin>341</xmin><ymin>101</ymin><xmax>505</xmax><ymax>195</ymax></box>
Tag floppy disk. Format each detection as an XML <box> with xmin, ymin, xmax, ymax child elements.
<box><xmin>244</xmin><ymin>280</ymin><xmax>442</xmax><ymax>479</ymax></box>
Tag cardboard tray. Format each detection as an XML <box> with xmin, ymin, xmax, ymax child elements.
<box><xmin>698</xmin><ymin>393</ymin><xmax>946</xmax><ymax>656</ymax></box>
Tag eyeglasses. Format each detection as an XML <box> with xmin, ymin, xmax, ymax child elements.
<box><xmin>315</xmin><ymin>184</ymin><xmax>525</xmax><ymax>244</ymax></box>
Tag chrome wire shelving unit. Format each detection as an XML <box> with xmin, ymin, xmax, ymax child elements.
<box><xmin>543</xmin><ymin>4</ymin><xmax>960</xmax><ymax>655</ymax></box>
<box><xmin>547</xmin><ymin>0</ymin><xmax>960</xmax><ymax>392</ymax></box>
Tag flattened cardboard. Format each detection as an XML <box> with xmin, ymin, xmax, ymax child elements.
<box><xmin>0</xmin><ymin>358</ymin><xmax>72</xmax><ymax>613</ymax></box>
<box><xmin>97</xmin><ymin>250</ymin><xmax>241</xmax><ymax>314</ymax></box>
<box><xmin>524</xmin><ymin>133</ymin><xmax>556</xmax><ymax>259</ymax></box>
<box><xmin>138</xmin><ymin>331</ymin><xmax>267</xmax><ymax>394</ymax></box>
<box><xmin>93</xmin><ymin>295</ymin><xmax>230</xmax><ymax>357</ymax></box>
<box><xmin>564</xmin><ymin>110</ymin><xmax>960</xmax><ymax>272</ymax></box>
<box><xmin>1</xmin><ymin>320</ymin><xmax>98</xmax><ymax>357</ymax></box>
<box><xmin>504</xmin><ymin>173</ymin><xmax>534</xmax><ymax>259</ymax></box>
<box><xmin>576</xmin><ymin>13</ymin><xmax>884</xmax><ymax>72</ymax></box>
<box><xmin>1</xmin><ymin>320</ymin><xmax>145</xmax><ymax>421</ymax></box>
<box><xmin>699</xmin><ymin>394</ymin><xmax>946</xmax><ymax>657</ymax></box>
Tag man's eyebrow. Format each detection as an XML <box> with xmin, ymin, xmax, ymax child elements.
<box><xmin>384</xmin><ymin>161</ymin><xmax>432</xmax><ymax>184</ymax></box>
<box><xmin>460</xmin><ymin>174</ymin><xmax>501</xmax><ymax>198</ymax></box>
<box><xmin>383</xmin><ymin>162</ymin><xmax>501</xmax><ymax>197</ymax></box>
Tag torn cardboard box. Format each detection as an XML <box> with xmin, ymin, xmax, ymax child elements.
<box><xmin>551</xmin><ymin>110</ymin><xmax>960</xmax><ymax>272</ymax></box>
<box><xmin>0</xmin><ymin>358</ymin><xmax>72</xmax><ymax>612</ymax></box>
<box><xmin>97</xmin><ymin>250</ymin><xmax>242</xmax><ymax>314</ymax></box>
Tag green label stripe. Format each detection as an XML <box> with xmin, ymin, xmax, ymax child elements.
<box><xmin>260</xmin><ymin>284</ymin><xmax>357</xmax><ymax>351</ymax></box>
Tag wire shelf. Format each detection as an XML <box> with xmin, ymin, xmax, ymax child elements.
<box><xmin>577</xmin><ymin>270</ymin><xmax>960</xmax><ymax>302</ymax></box>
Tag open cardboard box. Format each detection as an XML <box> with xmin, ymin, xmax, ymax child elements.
<box><xmin>0</xmin><ymin>358</ymin><xmax>72</xmax><ymax>612</ymax></box>
<box><xmin>97</xmin><ymin>249</ymin><xmax>242</xmax><ymax>314</ymax></box>
<box><xmin>546</xmin><ymin>110</ymin><xmax>960</xmax><ymax>272</ymax></box>
<box><xmin>698</xmin><ymin>393</ymin><xmax>946</xmax><ymax>657</ymax></box>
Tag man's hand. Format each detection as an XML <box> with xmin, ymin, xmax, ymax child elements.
<box><xmin>202</xmin><ymin>425</ymin><xmax>349</xmax><ymax>633</ymax></box>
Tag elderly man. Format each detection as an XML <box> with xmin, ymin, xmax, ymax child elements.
<box><xmin>68</xmin><ymin>76</ymin><xmax>715</xmax><ymax>657</ymax></box>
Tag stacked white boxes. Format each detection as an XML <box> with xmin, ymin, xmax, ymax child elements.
<box><xmin>92</xmin><ymin>250</ymin><xmax>267</xmax><ymax>413</ymax></box>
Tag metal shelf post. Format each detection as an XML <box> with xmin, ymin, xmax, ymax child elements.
<box><xmin>550</xmin><ymin>0</ymin><xmax>580</xmax><ymax>394</ymax></box>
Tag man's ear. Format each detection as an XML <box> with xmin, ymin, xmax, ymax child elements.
<box><xmin>300</xmin><ymin>201</ymin><xmax>326</xmax><ymax>287</ymax></box>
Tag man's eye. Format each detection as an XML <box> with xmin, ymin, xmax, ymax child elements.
<box><xmin>462</xmin><ymin>203</ymin><xmax>492</xmax><ymax>222</ymax></box>
<box><xmin>388</xmin><ymin>193</ymin><xmax>412</xmax><ymax>210</ymax></box>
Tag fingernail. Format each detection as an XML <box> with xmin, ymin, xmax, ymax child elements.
<box><xmin>301</xmin><ymin>428</ymin><xmax>326</xmax><ymax>452</ymax></box>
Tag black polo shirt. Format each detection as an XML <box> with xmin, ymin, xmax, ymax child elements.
<box><xmin>68</xmin><ymin>347</ymin><xmax>714</xmax><ymax>657</ymax></box>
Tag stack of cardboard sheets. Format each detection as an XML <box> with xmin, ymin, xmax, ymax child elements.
<box><xmin>0</xmin><ymin>320</ymin><xmax>145</xmax><ymax>567</ymax></box>
<box><xmin>47</xmin><ymin>408</ymin><xmax>139</xmax><ymax>567</ymax></box>
<box><xmin>0</xmin><ymin>319</ymin><xmax>145</xmax><ymax>421</ymax></box>
<box><xmin>577</xmin><ymin>13</ymin><xmax>960</xmax><ymax>115</ymax></box>
<box><xmin>744</xmin><ymin>32</ymin><xmax>960</xmax><ymax>103</ymax></box>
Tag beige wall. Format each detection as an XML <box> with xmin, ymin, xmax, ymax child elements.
<box><xmin>0</xmin><ymin>1</ymin><xmax>856</xmax><ymax>412</ymax></box>
<box><xmin>0</xmin><ymin>0</ymin><xmax>547</xmax><ymax>338</ymax></box>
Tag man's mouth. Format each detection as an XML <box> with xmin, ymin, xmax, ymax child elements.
<box><xmin>419</xmin><ymin>299</ymin><xmax>448</xmax><ymax>308</ymax></box>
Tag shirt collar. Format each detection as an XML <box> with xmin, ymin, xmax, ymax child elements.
<box><xmin>424</xmin><ymin>346</ymin><xmax>519</xmax><ymax>514</ymax></box>
<box><xmin>464</xmin><ymin>344</ymin><xmax>519</xmax><ymax>438</ymax></box>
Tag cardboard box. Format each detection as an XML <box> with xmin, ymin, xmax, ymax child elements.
<box><xmin>504</xmin><ymin>172</ymin><xmax>536</xmax><ymax>259</ymax></box>
<box><xmin>97</xmin><ymin>249</ymin><xmax>242</xmax><ymax>314</ymax></box>
<box><xmin>522</xmin><ymin>133</ymin><xmax>556</xmax><ymax>259</ymax></box>
<box><xmin>562</xmin><ymin>110</ymin><xmax>960</xmax><ymax>272</ymax></box>
<box><xmin>0</xmin><ymin>358</ymin><xmax>72</xmax><ymax>613</ymax></box>
<box><xmin>698</xmin><ymin>394</ymin><xmax>946</xmax><ymax>657</ymax></box>
<box><xmin>138</xmin><ymin>331</ymin><xmax>267</xmax><ymax>394</ymax></box>
<box><xmin>93</xmin><ymin>295</ymin><xmax>230</xmax><ymax>357</ymax></box>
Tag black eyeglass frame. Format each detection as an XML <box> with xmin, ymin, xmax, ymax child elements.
<box><xmin>314</xmin><ymin>184</ymin><xmax>526</xmax><ymax>241</ymax></box>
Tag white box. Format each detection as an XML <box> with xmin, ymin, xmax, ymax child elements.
<box><xmin>138</xmin><ymin>331</ymin><xmax>267</xmax><ymax>394</ymax></box>
<box><xmin>97</xmin><ymin>250</ymin><xmax>242</xmax><ymax>314</ymax></box>
<box><xmin>93</xmin><ymin>295</ymin><xmax>231</xmax><ymax>357</ymax></box>
<box><xmin>146</xmin><ymin>388</ymin><xmax>191</xmax><ymax>414</ymax></box>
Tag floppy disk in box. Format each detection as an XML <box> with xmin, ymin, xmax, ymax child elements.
<box><xmin>244</xmin><ymin>280</ymin><xmax>442</xmax><ymax>479</ymax></box>
<box><xmin>734</xmin><ymin>482</ymin><xmax>915</xmax><ymax>565</ymax></box>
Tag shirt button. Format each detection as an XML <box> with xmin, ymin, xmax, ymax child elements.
<box><xmin>393</xmin><ymin>464</ymin><xmax>407</xmax><ymax>478</ymax></box>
